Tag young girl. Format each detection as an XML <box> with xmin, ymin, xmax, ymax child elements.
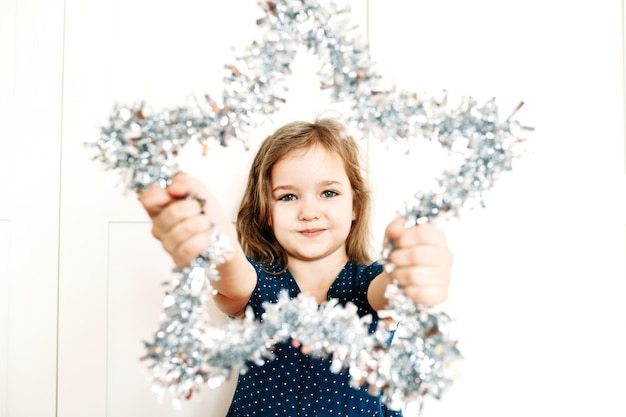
<box><xmin>139</xmin><ymin>117</ymin><xmax>454</xmax><ymax>416</ymax></box>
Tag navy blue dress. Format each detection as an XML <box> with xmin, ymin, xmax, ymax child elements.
<box><xmin>225</xmin><ymin>258</ymin><xmax>402</xmax><ymax>417</ymax></box>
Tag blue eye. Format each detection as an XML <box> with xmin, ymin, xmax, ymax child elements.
<box><xmin>278</xmin><ymin>194</ymin><xmax>297</xmax><ymax>201</ymax></box>
<box><xmin>321</xmin><ymin>190</ymin><xmax>338</xmax><ymax>198</ymax></box>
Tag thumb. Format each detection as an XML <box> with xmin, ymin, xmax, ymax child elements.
<box><xmin>385</xmin><ymin>216</ymin><xmax>407</xmax><ymax>241</ymax></box>
<box><xmin>166</xmin><ymin>173</ymin><xmax>196</xmax><ymax>199</ymax></box>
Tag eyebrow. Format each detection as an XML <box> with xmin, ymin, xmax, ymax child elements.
<box><xmin>271</xmin><ymin>180</ymin><xmax>346</xmax><ymax>193</ymax></box>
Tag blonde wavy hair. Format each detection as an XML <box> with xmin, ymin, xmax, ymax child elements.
<box><xmin>236</xmin><ymin>117</ymin><xmax>373</xmax><ymax>269</ymax></box>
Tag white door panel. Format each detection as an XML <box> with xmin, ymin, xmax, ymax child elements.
<box><xmin>106</xmin><ymin>222</ymin><xmax>236</xmax><ymax>417</ymax></box>
<box><xmin>0</xmin><ymin>0</ymin><xmax>64</xmax><ymax>415</ymax></box>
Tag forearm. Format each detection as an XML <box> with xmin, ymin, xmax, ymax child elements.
<box><xmin>197</xmin><ymin>213</ymin><xmax>257</xmax><ymax>317</ymax></box>
<box><xmin>210</xmin><ymin>243</ymin><xmax>257</xmax><ymax>317</ymax></box>
<box><xmin>367</xmin><ymin>271</ymin><xmax>393</xmax><ymax>312</ymax></box>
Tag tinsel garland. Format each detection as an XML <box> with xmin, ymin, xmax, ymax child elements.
<box><xmin>87</xmin><ymin>0</ymin><xmax>531</xmax><ymax>411</ymax></box>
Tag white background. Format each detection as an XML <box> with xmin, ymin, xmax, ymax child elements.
<box><xmin>1</xmin><ymin>0</ymin><xmax>625</xmax><ymax>416</ymax></box>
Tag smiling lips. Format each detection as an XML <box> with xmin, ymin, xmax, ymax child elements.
<box><xmin>299</xmin><ymin>228</ymin><xmax>325</xmax><ymax>238</ymax></box>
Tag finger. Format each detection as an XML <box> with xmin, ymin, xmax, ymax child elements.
<box><xmin>388</xmin><ymin>245</ymin><xmax>454</xmax><ymax>268</ymax></box>
<box><xmin>392</xmin><ymin>222</ymin><xmax>448</xmax><ymax>249</ymax></box>
<box><xmin>401</xmin><ymin>284</ymin><xmax>449</xmax><ymax>306</ymax></box>
<box><xmin>152</xmin><ymin>198</ymin><xmax>205</xmax><ymax>239</ymax></box>
<box><xmin>166</xmin><ymin>173</ymin><xmax>208</xmax><ymax>201</ymax></box>
<box><xmin>384</xmin><ymin>218</ymin><xmax>446</xmax><ymax>246</ymax></box>
<box><xmin>167</xmin><ymin>225</ymin><xmax>216</xmax><ymax>267</ymax></box>
<box><xmin>138</xmin><ymin>183</ymin><xmax>173</xmax><ymax>218</ymax></box>
<box><xmin>392</xmin><ymin>265</ymin><xmax>451</xmax><ymax>288</ymax></box>
<box><xmin>159</xmin><ymin>213</ymin><xmax>212</xmax><ymax>256</ymax></box>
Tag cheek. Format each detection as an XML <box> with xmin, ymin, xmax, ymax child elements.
<box><xmin>268</xmin><ymin>204</ymin><xmax>284</xmax><ymax>229</ymax></box>
<box><xmin>267</xmin><ymin>200</ymin><xmax>277</xmax><ymax>226</ymax></box>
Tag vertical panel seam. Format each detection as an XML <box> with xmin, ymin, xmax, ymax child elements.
<box><xmin>622</xmin><ymin>0</ymin><xmax>626</xmax><ymax>176</ymax></box>
<box><xmin>105</xmin><ymin>222</ymin><xmax>111</xmax><ymax>417</ymax></box>
<box><xmin>55</xmin><ymin>0</ymin><xmax>67</xmax><ymax>415</ymax></box>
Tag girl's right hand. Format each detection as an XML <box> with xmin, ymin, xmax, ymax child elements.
<box><xmin>140</xmin><ymin>174</ymin><xmax>256</xmax><ymax>318</ymax></box>
<box><xmin>138</xmin><ymin>173</ymin><xmax>225</xmax><ymax>267</ymax></box>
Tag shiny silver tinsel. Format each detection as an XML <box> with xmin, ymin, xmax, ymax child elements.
<box><xmin>86</xmin><ymin>0</ymin><xmax>531</xmax><ymax>410</ymax></box>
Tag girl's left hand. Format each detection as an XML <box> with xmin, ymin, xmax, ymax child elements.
<box><xmin>384</xmin><ymin>217</ymin><xmax>454</xmax><ymax>306</ymax></box>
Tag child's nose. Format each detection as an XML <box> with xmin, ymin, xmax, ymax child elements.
<box><xmin>298</xmin><ymin>198</ymin><xmax>320</xmax><ymax>221</ymax></box>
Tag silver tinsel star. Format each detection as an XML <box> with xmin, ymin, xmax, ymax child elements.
<box><xmin>86</xmin><ymin>0</ymin><xmax>531</xmax><ymax>410</ymax></box>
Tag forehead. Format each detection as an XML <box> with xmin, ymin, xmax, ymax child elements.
<box><xmin>272</xmin><ymin>145</ymin><xmax>348</xmax><ymax>179</ymax></box>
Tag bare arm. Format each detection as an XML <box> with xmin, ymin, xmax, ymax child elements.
<box><xmin>368</xmin><ymin>217</ymin><xmax>453</xmax><ymax>311</ymax></box>
<box><xmin>139</xmin><ymin>173</ymin><xmax>256</xmax><ymax>318</ymax></box>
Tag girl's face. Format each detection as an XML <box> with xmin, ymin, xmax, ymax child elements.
<box><xmin>269</xmin><ymin>145</ymin><xmax>355</xmax><ymax>265</ymax></box>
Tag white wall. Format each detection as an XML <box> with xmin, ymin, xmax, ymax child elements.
<box><xmin>1</xmin><ymin>0</ymin><xmax>625</xmax><ymax>417</ymax></box>
<box><xmin>1</xmin><ymin>0</ymin><xmax>64</xmax><ymax>416</ymax></box>
<box><xmin>367</xmin><ymin>2</ymin><xmax>626</xmax><ymax>417</ymax></box>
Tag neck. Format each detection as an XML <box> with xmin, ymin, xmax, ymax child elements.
<box><xmin>287</xmin><ymin>253</ymin><xmax>349</xmax><ymax>304</ymax></box>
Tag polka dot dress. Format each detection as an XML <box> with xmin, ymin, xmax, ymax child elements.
<box><xmin>225</xmin><ymin>259</ymin><xmax>403</xmax><ymax>417</ymax></box>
